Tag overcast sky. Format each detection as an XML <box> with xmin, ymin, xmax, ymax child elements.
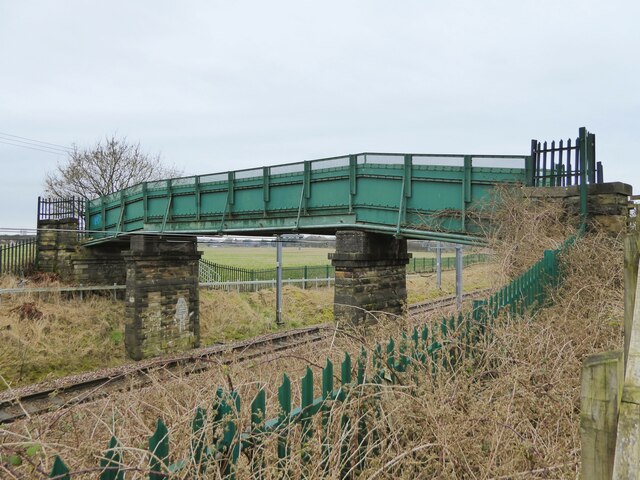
<box><xmin>1</xmin><ymin>0</ymin><xmax>638</xmax><ymax>231</ymax></box>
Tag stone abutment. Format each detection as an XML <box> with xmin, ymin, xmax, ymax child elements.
<box><xmin>330</xmin><ymin>230</ymin><xmax>411</xmax><ymax>324</ymax></box>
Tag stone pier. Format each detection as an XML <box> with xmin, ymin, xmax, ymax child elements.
<box><xmin>123</xmin><ymin>235</ymin><xmax>202</xmax><ymax>360</ymax></box>
<box><xmin>330</xmin><ymin>230</ymin><xmax>411</xmax><ymax>324</ymax></box>
<box><xmin>524</xmin><ymin>182</ymin><xmax>632</xmax><ymax>234</ymax></box>
<box><xmin>36</xmin><ymin>218</ymin><xmax>79</xmax><ymax>278</ymax></box>
<box><xmin>72</xmin><ymin>244</ymin><xmax>127</xmax><ymax>285</ymax></box>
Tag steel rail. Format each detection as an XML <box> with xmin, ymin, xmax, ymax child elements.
<box><xmin>0</xmin><ymin>289</ymin><xmax>488</xmax><ymax>424</ymax></box>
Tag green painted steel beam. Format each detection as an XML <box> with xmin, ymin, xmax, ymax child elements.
<box><xmin>84</xmin><ymin>152</ymin><xmax>530</xmax><ymax>246</ymax></box>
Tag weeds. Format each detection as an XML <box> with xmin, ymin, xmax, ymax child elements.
<box><xmin>0</xmin><ymin>189</ymin><xmax>625</xmax><ymax>478</ymax></box>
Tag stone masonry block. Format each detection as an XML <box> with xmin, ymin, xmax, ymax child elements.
<box><xmin>123</xmin><ymin>235</ymin><xmax>202</xmax><ymax>360</ymax></box>
<box><xmin>331</xmin><ymin>230</ymin><xmax>409</xmax><ymax>325</ymax></box>
<box><xmin>523</xmin><ymin>182</ymin><xmax>632</xmax><ymax>235</ymax></box>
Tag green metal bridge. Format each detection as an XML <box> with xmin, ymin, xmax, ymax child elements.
<box><xmin>84</xmin><ymin>128</ymin><xmax>599</xmax><ymax>245</ymax></box>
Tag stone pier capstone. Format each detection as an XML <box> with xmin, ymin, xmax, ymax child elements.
<box><xmin>524</xmin><ymin>182</ymin><xmax>632</xmax><ymax>234</ymax></box>
<box><xmin>330</xmin><ymin>230</ymin><xmax>411</xmax><ymax>324</ymax></box>
<box><xmin>123</xmin><ymin>235</ymin><xmax>202</xmax><ymax>360</ymax></box>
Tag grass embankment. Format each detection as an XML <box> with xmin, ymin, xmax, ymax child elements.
<box><xmin>0</xmin><ymin>264</ymin><xmax>492</xmax><ymax>390</ymax></box>
<box><xmin>0</xmin><ymin>189</ymin><xmax>623</xmax><ymax>478</ymax></box>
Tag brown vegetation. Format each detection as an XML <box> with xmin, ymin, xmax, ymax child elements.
<box><xmin>0</xmin><ymin>189</ymin><xmax>624</xmax><ymax>477</ymax></box>
<box><xmin>0</xmin><ymin>266</ymin><xmax>489</xmax><ymax>390</ymax></box>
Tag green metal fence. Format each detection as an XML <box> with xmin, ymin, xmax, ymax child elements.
<box><xmin>199</xmin><ymin>259</ymin><xmax>333</xmax><ymax>284</ymax></box>
<box><xmin>530</xmin><ymin>127</ymin><xmax>599</xmax><ymax>227</ymax></box>
<box><xmin>0</xmin><ymin>239</ymin><xmax>37</xmax><ymax>276</ymax></box>
<box><xmin>530</xmin><ymin>127</ymin><xmax>601</xmax><ymax>187</ymax></box>
<box><xmin>49</xmin><ymin>240</ymin><xmax>570</xmax><ymax>478</ymax></box>
<box><xmin>198</xmin><ymin>253</ymin><xmax>491</xmax><ymax>290</ymax></box>
<box><xmin>406</xmin><ymin>252</ymin><xmax>490</xmax><ymax>274</ymax></box>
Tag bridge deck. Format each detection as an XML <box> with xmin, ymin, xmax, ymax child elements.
<box><xmin>86</xmin><ymin>152</ymin><xmax>532</xmax><ymax>245</ymax></box>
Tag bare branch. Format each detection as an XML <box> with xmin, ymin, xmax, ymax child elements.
<box><xmin>43</xmin><ymin>135</ymin><xmax>182</xmax><ymax>200</ymax></box>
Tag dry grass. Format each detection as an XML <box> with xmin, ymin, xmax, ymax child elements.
<box><xmin>199</xmin><ymin>285</ymin><xmax>334</xmax><ymax>343</ymax></box>
<box><xmin>1</xmin><ymin>188</ymin><xmax>624</xmax><ymax>478</ymax></box>
<box><xmin>1</xmin><ymin>227</ymin><xmax>622</xmax><ymax>478</ymax></box>
<box><xmin>407</xmin><ymin>263</ymin><xmax>501</xmax><ymax>304</ymax></box>
<box><xmin>480</xmin><ymin>186</ymin><xmax>579</xmax><ymax>278</ymax></box>
<box><xmin>0</xmin><ymin>291</ymin><xmax>127</xmax><ymax>388</ymax></box>
<box><xmin>0</xmin><ymin>265</ymin><xmax>493</xmax><ymax>391</ymax></box>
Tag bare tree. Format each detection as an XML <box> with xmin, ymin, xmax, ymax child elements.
<box><xmin>44</xmin><ymin>135</ymin><xmax>182</xmax><ymax>200</ymax></box>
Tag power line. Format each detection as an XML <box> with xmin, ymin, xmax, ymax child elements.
<box><xmin>0</xmin><ymin>131</ymin><xmax>73</xmax><ymax>151</ymax></box>
<box><xmin>0</xmin><ymin>139</ymin><xmax>67</xmax><ymax>156</ymax></box>
<box><xmin>0</xmin><ymin>136</ymin><xmax>70</xmax><ymax>154</ymax></box>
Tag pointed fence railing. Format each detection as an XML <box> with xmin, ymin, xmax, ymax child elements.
<box><xmin>37</xmin><ymin>196</ymin><xmax>86</xmax><ymax>229</ymax></box>
<box><xmin>48</xmin><ymin>238</ymin><xmax>573</xmax><ymax>479</ymax></box>
<box><xmin>530</xmin><ymin>127</ymin><xmax>601</xmax><ymax>228</ymax></box>
<box><xmin>530</xmin><ymin>127</ymin><xmax>601</xmax><ymax>188</ymax></box>
<box><xmin>0</xmin><ymin>238</ymin><xmax>37</xmax><ymax>276</ymax></box>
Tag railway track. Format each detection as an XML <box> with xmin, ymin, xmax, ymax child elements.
<box><xmin>0</xmin><ymin>289</ymin><xmax>488</xmax><ymax>425</ymax></box>
<box><xmin>408</xmin><ymin>289</ymin><xmax>490</xmax><ymax>315</ymax></box>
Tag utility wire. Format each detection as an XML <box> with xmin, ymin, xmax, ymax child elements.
<box><xmin>0</xmin><ymin>139</ymin><xmax>67</xmax><ymax>156</ymax></box>
<box><xmin>0</xmin><ymin>131</ymin><xmax>73</xmax><ymax>157</ymax></box>
<box><xmin>0</xmin><ymin>135</ymin><xmax>71</xmax><ymax>153</ymax></box>
<box><xmin>0</xmin><ymin>131</ymin><xmax>73</xmax><ymax>151</ymax></box>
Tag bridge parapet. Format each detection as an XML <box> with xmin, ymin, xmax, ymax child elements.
<box><xmin>85</xmin><ymin>152</ymin><xmax>531</xmax><ymax>245</ymax></box>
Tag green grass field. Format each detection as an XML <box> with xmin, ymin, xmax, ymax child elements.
<box><xmin>200</xmin><ymin>246</ymin><xmax>333</xmax><ymax>268</ymax></box>
<box><xmin>199</xmin><ymin>245</ymin><xmax>457</xmax><ymax>269</ymax></box>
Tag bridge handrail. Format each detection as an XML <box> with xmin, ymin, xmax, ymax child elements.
<box><xmin>87</xmin><ymin>151</ymin><xmax>530</xmax><ymax>209</ymax></box>
<box><xmin>82</xmin><ymin>127</ymin><xmax>600</xmax><ymax>245</ymax></box>
<box><xmin>85</xmin><ymin>150</ymin><xmax>532</xmax><ymax>245</ymax></box>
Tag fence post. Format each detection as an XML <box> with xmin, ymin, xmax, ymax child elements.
<box><xmin>303</xmin><ymin>265</ymin><xmax>307</xmax><ymax>290</ymax></box>
<box><xmin>455</xmin><ymin>245</ymin><xmax>462</xmax><ymax>309</ymax></box>
<box><xmin>624</xmin><ymin>233</ymin><xmax>640</xmax><ymax>370</ymax></box>
<box><xmin>613</xmin><ymin>256</ymin><xmax>640</xmax><ymax>477</ymax></box>
<box><xmin>580</xmin><ymin>350</ymin><xmax>623</xmax><ymax>480</ymax></box>
<box><xmin>276</xmin><ymin>235</ymin><xmax>283</xmax><ymax>326</ymax></box>
<box><xmin>579</xmin><ymin>127</ymin><xmax>588</xmax><ymax>230</ymax></box>
<box><xmin>528</xmin><ymin>141</ymin><xmax>536</xmax><ymax>186</ymax></box>
<box><xmin>436</xmin><ymin>242</ymin><xmax>442</xmax><ymax>289</ymax></box>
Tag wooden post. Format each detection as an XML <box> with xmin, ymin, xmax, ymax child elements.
<box><xmin>613</xmin><ymin>256</ymin><xmax>640</xmax><ymax>478</ymax></box>
<box><xmin>580</xmin><ymin>350</ymin><xmax>623</xmax><ymax>480</ymax></box>
<box><xmin>613</xmin><ymin>388</ymin><xmax>640</xmax><ymax>478</ymax></box>
<box><xmin>624</xmin><ymin>233</ymin><xmax>640</xmax><ymax>370</ymax></box>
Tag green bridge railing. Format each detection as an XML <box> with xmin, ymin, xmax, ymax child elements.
<box><xmin>49</xmin><ymin>239</ymin><xmax>572</xmax><ymax>478</ymax></box>
<box><xmin>79</xmin><ymin>127</ymin><xmax>599</xmax><ymax>246</ymax></box>
<box><xmin>85</xmin><ymin>156</ymin><xmax>531</xmax><ymax>245</ymax></box>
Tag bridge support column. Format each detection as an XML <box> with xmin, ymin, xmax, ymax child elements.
<box><xmin>330</xmin><ymin>231</ymin><xmax>411</xmax><ymax>324</ymax></box>
<box><xmin>123</xmin><ymin>235</ymin><xmax>202</xmax><ymax>360</ymax></box>
<box><xmin>36</xmin><ymin>218</ymin><xmax>79</xmax><ymax>280</ymax></box>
